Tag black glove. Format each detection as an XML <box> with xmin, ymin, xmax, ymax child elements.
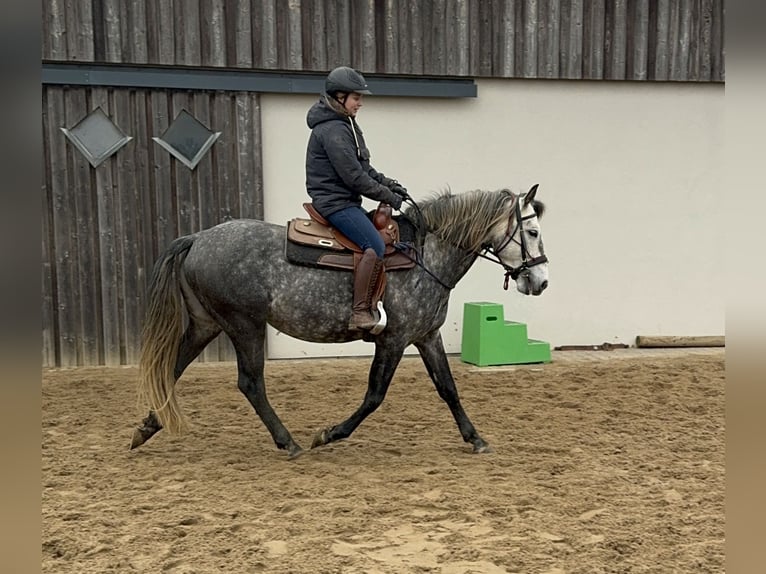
<box><xmin>390</xmin><ymin>182</ymin><xmax>409</xmax><ymax>198</ymax></box>
<box><xmin>387</xmin><ymin>192</ymin><xmax>403</xmax><ymax>211</ymax></box>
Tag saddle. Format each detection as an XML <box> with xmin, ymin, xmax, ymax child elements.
<box><xmin>286</xmin><ymin>203</ymin><xmax>416</xmax><ymax>272</ymax></box>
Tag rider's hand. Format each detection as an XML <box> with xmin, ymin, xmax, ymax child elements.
<box><xmin>390</xmin><ymin>183</ymin><xmax>409</xmax><ymax>198</ymax></box>
<box><xmin>387</xmin><ymin>191</ymin><xmax>403</xmax><ymax>211</ymax></box>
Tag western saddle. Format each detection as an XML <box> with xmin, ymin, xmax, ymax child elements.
<box><xmin>286</xmin><ymin>203</ymin><xmax>415</xmax><ymax>272</ymax></box>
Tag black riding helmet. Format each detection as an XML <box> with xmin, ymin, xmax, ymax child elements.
<box><xmin>325</xmin><ymin>66</ymin><xmax>372</xmax><ymax>97</ymax></box>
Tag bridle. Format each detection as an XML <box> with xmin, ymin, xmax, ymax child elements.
<box><xmin>477</xmin><ymin>193</ymin><xmax>548</xmax><ymax>290</ymax></box>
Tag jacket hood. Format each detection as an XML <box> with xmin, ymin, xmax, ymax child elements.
<box><xmin>306</xmin><ymin>95</ymin><xmax>349</xmax><ymax>129</ymax></box>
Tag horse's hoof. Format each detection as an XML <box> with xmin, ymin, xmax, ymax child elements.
<box><xmin>130</xmin><ymin>428</ymin><xmax>151</xmax><ymax>450</ymax></box>
<box><xmin>311</xmin><ymin>428</ymin><xmax>330</xmax><ymax>449</ymax></box>
<box><xmin>473</xmin><ymin>442</ymin><xmax>492</xmax><ymax>454</ymax></box>
<box><xmin>287</xmin><ymin>446</ymin><xmax>304</xmax><ymax>460</ymax></box>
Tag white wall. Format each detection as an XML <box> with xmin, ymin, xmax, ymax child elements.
<box><xmin>261</xmin><ymin>79</ymin><xmax>724</xmax><ymax>358</ymax></box>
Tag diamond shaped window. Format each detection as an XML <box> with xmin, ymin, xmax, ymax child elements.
<box><xmin>60</xmin><ymin>107</ymin><xmax>132</xmax><ymax>167</ymax></box>
<box><xmin>153</xmin><ymin>110</ymin><xmax>221</xmax><ymax>170</ymax></box>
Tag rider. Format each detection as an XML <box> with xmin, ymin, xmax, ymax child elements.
<box><xmin>305</xmin><ymin>66</ymin><xmax>409</xmax><ymax>332</ymax></box>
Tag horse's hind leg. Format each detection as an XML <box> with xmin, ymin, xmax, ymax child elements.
<box><xmin>130</xmin><ymin>320</ymin><xmax>221</xmax><ymax>449</ymax></box>
<box><xmin>415</xmin><ymin>329</ymin><xmax>490</xmax><ymax>453</ymax></box>
<box><xmin>232</xmin><ymin>331</ymin><xmax>304</xmax><ymax>459</ymax></box>
<box><xmin>311</xmin><ymin>343</ymin><xmax>405</xmax><ymax>449</ymax></box>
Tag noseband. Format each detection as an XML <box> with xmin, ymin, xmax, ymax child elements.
<box><xmin>479</xmin><ymin>194</ymin><xmax>548</xmax><ymax>290</ymax></box>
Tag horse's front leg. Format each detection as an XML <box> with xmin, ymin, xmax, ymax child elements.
<box><xmin>311</xmin><ymin>342</ymin><xmax>405</xmax><ymax>449</ymax></box>
<box><xmin>415</xmin><ymin>329</ymin><xmax>491</xmax><ymax>453</ymax></box>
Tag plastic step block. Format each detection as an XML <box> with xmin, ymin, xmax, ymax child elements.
<box><xmin>461</xmin><ymin>302</ymin><xmax>551</xmax><ymax>366</ymax></box>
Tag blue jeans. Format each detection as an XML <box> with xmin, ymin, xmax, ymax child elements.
<box><xmin>326</xmin><ymin>206</ymin><xmax>385</xmax><ymax>258</ymax></box>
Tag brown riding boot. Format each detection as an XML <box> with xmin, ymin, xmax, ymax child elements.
<box><xmin>349</xmin><ymin>248</ymin><xmax>386</xmax><ymax>331</ymax></box>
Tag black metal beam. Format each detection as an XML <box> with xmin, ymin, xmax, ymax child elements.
<box><xmin>41</xmin><ymin>62</ymin><xmax>477</xmax><ymax>98</ymax></box>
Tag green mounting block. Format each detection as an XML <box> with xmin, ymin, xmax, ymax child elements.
<box><xmin>461</xmin><ymin>302</ymin><xmax>551</xmax><ymax>366</ymax></box>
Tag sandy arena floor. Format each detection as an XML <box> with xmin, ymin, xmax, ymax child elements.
<box><xmin>42</xmin><ymin>348</ymin><xmax>724</xmax><ymax>573</ymax></box>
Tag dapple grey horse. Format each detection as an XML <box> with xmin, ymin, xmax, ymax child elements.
<box><xmin>131</xmin><ymin>185</ymin><xmax>548</xmax><ymax>458</ymax></box>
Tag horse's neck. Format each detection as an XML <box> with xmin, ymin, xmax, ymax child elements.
<box><xmin>422</xmin><ymin>234</ymin><xmax>478</xmax><ymax>287</ymax></box>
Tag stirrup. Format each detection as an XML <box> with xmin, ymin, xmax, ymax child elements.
<box><xmin>370</xmin><ymin>301</ymin><xmax>387</xmax><ymax>335</ymax></box>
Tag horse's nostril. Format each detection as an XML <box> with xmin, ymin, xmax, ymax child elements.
<box><xmin>540</xmin><ymin>280</ymin><xmax>548</xmax><ymax>291</ymax></box>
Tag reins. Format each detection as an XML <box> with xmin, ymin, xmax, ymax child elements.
<box><xmin>395</xmin><ymin>195</ymin><xmax>455</xmax><ymax>290</ymax></box>
<box><xmin>392</xmin><ymin>242</ymin><xmax>456</xmax><ymax>291</ymax></box>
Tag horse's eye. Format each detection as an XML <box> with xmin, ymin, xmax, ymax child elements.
<box><xmin>527</xmin><ymin>229</ymin><xmax>539</xmax><ymax>238</ymax></box>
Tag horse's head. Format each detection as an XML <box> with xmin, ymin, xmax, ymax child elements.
<box><xmin>487</xmin><ymin>184</ymin><xmax>549</xmax><ymax>296</ymax></box>
<box><xmin>413</xmin><ymin>186</ymin><xmax>549</xmax><ymax>295</ymax></box>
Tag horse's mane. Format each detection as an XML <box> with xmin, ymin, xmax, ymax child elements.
<box><xmin>409</xmin><ymin>188</ymin><xmax>543</xmax><ymax>253</ymax></box>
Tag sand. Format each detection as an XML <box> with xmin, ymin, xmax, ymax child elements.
<box><xmin>42</xmin><ymin>348</ymin><xmax>724</xmax><ymax>573</ymax></box>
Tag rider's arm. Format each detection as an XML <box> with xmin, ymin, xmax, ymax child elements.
<box><xmin>323</xmin><ymin>127</ymin><xmax>402</xmax><ymax>208</ymax></box>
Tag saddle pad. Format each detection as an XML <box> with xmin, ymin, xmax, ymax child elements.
<box><xmin>287</xmin><ymin>218</ymin><xmax>345</xmax><ymax>251</ymax></box>
<box><xmin>285</xmin><ymin>239</ymin><xmax>417</xmax><ymax>271</ymax></box>
<box><xmin>285</xmin><ymin>239</ymin><xmax>348</xmax><ymax>269</ymax></box>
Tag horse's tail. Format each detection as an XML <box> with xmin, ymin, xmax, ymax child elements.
<box><xmin>137</xmin><ymin>235</ymin><xmax>196</xmax><ymax>434</ymax></box>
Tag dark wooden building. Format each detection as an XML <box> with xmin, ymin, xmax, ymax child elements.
<box><xmin>42</xmin><ymin>0</ymin><xmax>725</xmax><ymax>366</ymax></box>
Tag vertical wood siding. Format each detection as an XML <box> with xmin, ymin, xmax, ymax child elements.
<box><xmin>42</xmin><ymin>0</ymin><xmax>724</xmax><ymax>82</ymax></box>
<box><xmin>42</xmin><ymin>86</ymin><xmax>263</xmax><ymax>366</ymax></box>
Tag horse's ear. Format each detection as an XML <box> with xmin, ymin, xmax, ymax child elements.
<box><xmin>523</xmin><ymin>184</ymin><xmax>539</xmax><ymax>206</ymax></box>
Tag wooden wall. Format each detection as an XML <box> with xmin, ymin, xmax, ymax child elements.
<box><xmin>42</xmin><ymin>86</ymin><xmax>261</xmax><ymax>366</ymax></box>
<box><xmin>41</xmin><ymin>1</ymin><xmax>726</xmax><ymax>366</ymax></box>
<box><xmin>43</xmin><ymin>0</ymin><xmax>724</xmax><ymax>82</ymax></box>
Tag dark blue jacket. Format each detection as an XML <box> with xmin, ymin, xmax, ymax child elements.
<box><xmin>305</xmin><ymin>95</ymin><xmax>401</xmax><ymax>218</ymax></box>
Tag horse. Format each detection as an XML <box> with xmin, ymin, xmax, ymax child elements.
<box><xmin>131</xmin><ymin>185</ymin><xmax>548</xmax><ymax>458</ymax></box>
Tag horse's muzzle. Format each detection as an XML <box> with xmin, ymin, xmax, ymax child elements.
<box><xmin>517</xmin><ymin>277</ymin><xmax>548</xmax><ymax>296</ymax></box>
